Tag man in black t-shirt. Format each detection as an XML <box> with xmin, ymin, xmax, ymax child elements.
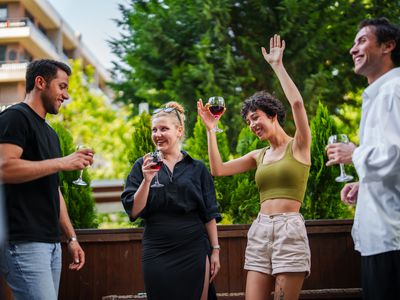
<box><xmin>0</xmin><ymin>59</ymin><xmax>94</xmax><ymax>300</ymax></box>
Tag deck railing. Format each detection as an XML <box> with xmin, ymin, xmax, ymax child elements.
<box><xmin>1</xmin><ymin>220</ymin><xmax>361</xmax><ymax>300</ymax></box>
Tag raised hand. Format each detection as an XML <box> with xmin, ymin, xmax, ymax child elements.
<box><xmin>261</xmin><ymin>34</ymin><xmax>285</xmax><ymax>67</ymax></box>
<box><xmin>197</xmin><ymin>99</ymin><xmax>223</xmax><ymax>132</ymax></box>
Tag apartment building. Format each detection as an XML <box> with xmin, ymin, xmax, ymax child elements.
<box><xmin>0</xmin><ymin>0</ymin><xmax>111</xmax><ymax>108</ymax></box>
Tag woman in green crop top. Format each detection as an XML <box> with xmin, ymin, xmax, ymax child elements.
<box><xmin>198</xmin><ymin>34</ymin><xmax>311</xmax><ymax>300</ymax></box>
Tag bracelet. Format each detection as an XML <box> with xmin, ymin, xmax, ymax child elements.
<box><xmin>67</xmin><ymin>236</ymin><xmax>78</xmax><ymax>244</ymax></box>
<box><xmin>211</xmin><ymin>245</ymin><xmax>221</xmax><ymax>250</ymax></box>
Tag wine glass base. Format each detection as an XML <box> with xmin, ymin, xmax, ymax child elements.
<box><xmin>151</xmin><ymin>183</ymin><xmax>164</xmax><ymax>188</ymax></box>
<box><xmin>73</xmin><ymin>179</ymin><xmax>88</xmax><ymax>186</ymax></box>
<box><xmin>335</xmin><ymin>175</ymin><xmax>354</xmax><ymax>183</ymax></box>
<box><xmin>211</xmin><ymin>127</ymin><xmax>223</xmax><ymax>133</ymax></box>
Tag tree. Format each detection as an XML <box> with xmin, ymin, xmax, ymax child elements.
<box><xmin>51</xmin><ymin>122</ymin><xmax>97</xmax><ymax>228</ymax></box>
<box><xmin>127</xmin><ymin>112</ymin><xmax>154</xmax><ymax>165</ymax></box>
<box><xmin>49</xmin><ymin>59</ymin><xmax>134</xmax><ymax>180</ymax></box>
<box><xmin>110</xmin><ymin>0</ymin><xmax>400</xmax><ymax>150</ymax></box>
<box><xmin>227</xmin><ymin>127</ymin><xmax>266</xmax><ymax>223</ymax></box>
<box><xmin>301</xmin><ymin>102</ymin><xmax>353</xmax><ymax>219</ymax></box>
<box><xmin>184</xmin><ymin>116</ymin><xmax>231</xmax><ymax>213</ymax></box>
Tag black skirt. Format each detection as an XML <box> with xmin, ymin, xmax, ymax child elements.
<box><xmin>142</xmin><ymin>212</ymin><xmax>217</xmax><ymax>300</ymax></box>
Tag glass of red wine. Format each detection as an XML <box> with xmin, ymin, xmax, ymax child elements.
<box><xmin>150</xmin><ymin>150</ymin><xmax>164</xmax><ymax>188</ymax></box>
<box><xmin>208</xmin><ymin>96</ymin><xmax>225</xmax><ymax>133</ymax></box>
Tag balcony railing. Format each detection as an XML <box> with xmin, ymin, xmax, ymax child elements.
<box><xmin>0</xmin><ymin>60</ymin><xmax>28</xmax><ymax>83</ymax></box>
<box><xmin>0</xmin><ymin>18</ymin><xmax>59</xmax><ymax>58</ymax></box>
<box><xmin>0</xmin><ymin>60</ymin><xmax>29</xmax><ymax>71</ymax></box>
<box><xmin>0</xmin><ymin>18</ymin><xmax>28</xmax><ymax>29</ymax></box>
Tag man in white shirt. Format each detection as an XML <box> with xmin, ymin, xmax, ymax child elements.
<box><xmin>326</xmin><ymin>17</ymin><xmax>400</xmax><ymax>300</ymax></box>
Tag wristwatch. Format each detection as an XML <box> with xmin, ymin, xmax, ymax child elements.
<box><xmin>67</xmin><ymin>236</ymin><xmax>78</xmax><ymax>244</ymax></box>
<box><xmin>212</xmin><ymin>245</ymin><xmax>221</xmax><ymax>250</ymax></box>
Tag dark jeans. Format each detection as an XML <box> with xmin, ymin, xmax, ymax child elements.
<box><xmin>361</xmin><ymin>250</ymin><xmax>400</xmax><ymax>300</ymax></box>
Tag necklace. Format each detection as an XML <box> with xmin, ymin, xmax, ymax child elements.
<box><xmin>162</xmin><ymin>153</ymin><xmax>182</xmax><ymax>183</ymax></box>
<box><xmin>163</xmin><ymin>164</ymin><xmax>174</xmax><ymax>182</ymax></box>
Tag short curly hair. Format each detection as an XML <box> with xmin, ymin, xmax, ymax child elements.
<box><xmin>240</xmin><ymin>91</ymin><xmax>286</xmax><ymax>126</ymax></box>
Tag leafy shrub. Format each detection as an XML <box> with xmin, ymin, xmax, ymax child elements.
<box><xmin>227</xmin><ymin>127</ymin><xmax>266</xmax><ymax>224</ymax></box>
<box><xmin>184</xmin><ymin>117</ymin><xmax>232</xmax><ymax>212</ymax></box>
<box><xmin>301</xmin><ymin>102</ymin><xmax>353</xmax><ymax>219</ymax></box>
<box><xmin>127</xmin><ymin>112</ymin><xmax>154</xmax><ymax>165</ymax></box>
<box><xmin>51</xmin><ymin>122</ymin><xmax>98</xmax><ymax>228</ymax></box>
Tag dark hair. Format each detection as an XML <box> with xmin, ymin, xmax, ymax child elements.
<box><xmin>240</xmin><ymin>91</ymin><xmax>286</xmax><ymax>126</ymax></box>
<box><xmin>359</xmin><ymin>17</ymin><xmax>400</xmax><ymax>66</ymax></box>
<box><xmin>25</xmin><ymin>59</ymin><xmax>71</xmax><ymax>93</ymax></box>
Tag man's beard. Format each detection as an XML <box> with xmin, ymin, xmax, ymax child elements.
<box><xmin>41</xmin><ymin>89</ymin><xmax>58</xmax><ymax>115</ymax></box>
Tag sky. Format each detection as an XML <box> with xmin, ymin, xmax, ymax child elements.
<box><xmin>46</xmin><ymin>0</ymin><xmax>124</xmax><ymax>70</ymax></box>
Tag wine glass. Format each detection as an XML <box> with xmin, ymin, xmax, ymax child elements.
<box><xmin>207</xmin><ymin>96</ymin><xmax>225</xmax><ymax>133</ymax></box>
<box><xmin>72</xmin><ymin>144</ymin><xmax>91</xmax><ymax>186</ymax></box>
<box><xmin>327</xmin><ymin>134</ymin><xmax>354</xmax><ymax>182</ymax></box>
<box><xmin>150</xmin><ymin>150</ymin><xmax>164</xmax><ymax>188</ymax></box>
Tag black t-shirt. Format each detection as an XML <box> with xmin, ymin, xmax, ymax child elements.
<box><xmin>0</xmin><ymin>103</ymin><xmax>61</xmax><ymax>243</ymax></box>
<box><xmin>121</xmin><ymin>151</ymin><xmax>221</xmax><ymax>223</ymax></box>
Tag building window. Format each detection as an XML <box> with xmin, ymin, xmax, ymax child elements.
<box><xmin>8</xmin><ymin>50</ymin><xmax>17</xmax><ymax>61</ymax></box>
<box><xmin>0</xmin><ymin>46</ymin><xmax>6</xmax><ymax>62</ymax></box>
<box><xmin>0</xmin><ymin>5</ymin><xmax>7</xmax><ymax>21</ymax></box>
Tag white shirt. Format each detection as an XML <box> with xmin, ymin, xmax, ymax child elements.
<box><xmin>352</xmin><ymin>67</ymin><xmax>400</xmax><ymax>256</ymax></box>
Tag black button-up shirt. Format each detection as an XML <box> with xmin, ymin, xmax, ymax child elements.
<box><xmin>121</xmin><ymin>151</ymin><xmax>221</xmax><ymax>223</ymax></box>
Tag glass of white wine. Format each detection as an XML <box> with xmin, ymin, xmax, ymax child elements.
<box><xmin>327</xmin><ymin>134</ymin><xmax>354</xmax><ymax>182</ymax></box>
<box><xmin>72</xmin><ymin>144</ymin><xmax>91</xmax><ymax>186</ymax></box>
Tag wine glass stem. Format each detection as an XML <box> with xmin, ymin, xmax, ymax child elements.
<box><xmin>79</xmin><ymin>169</ymin><xmax>84</xmax><ymax>180</ymax></box>
<box><xmin>154</xmin><ymin>172</ymin><xmax>160</xmax><ymax>184</ymax></box>
<box><xmin>339</xmin><ymin>164</ymin><xmax>346</xmax><ymax>178</ymax></box>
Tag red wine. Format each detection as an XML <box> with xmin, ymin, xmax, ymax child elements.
<box><xmin>151</xmin><ymin>161</ymin><xmax>163</xmax><ymax>170</ymax></box>
<box><xmin>209</xmin><ymin>105</ymin><xmax>224</xmax><ymax>118</ymax></box>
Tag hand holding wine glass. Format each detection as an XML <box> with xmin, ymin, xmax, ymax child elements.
<box><xmin>150</xmin><ymin>150</ymin><xmax>164</xmax><ymax>188</ymax></box>
<box><xmin>327</xmin><ymin>134</ymin><xmax>354</xmax><ymax>182</ymax></box>
<box><xmin>72</xmin><ymin>144</ymin><xmax>93</xmax><ymax>186</ymax></box>
<box><xmin>197</xmin><ymin>97</ymin><xmax>225</xmax><ymax>133</ymax></box>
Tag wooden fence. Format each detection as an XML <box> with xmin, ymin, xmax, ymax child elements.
<box><xmin>1</xmin><ymin>220</ymin><xmax>361</xmax><ymax>300</ymax></box>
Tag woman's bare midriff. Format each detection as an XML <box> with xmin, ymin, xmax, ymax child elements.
<box><xmin>260</xmin><ymin>198</ymin><xmax>302</xmax><ymax>215</ymax></box>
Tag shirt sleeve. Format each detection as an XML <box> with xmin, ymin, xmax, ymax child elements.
<box><xmin>121</xmin><ymin>158</ymin><xmax>146</xmax><ymax>222</ymax></box>
<box><xmin>199</xmin><ymin>162</ymin><xmax>222</xmax><ymax>223</ymax></box>
<box><xmin>353</xmin><ymin>83</ymin><xmax>400</xmax><ymax>182</ymax></box>
<box><xmin>0</xmin><ymin>108</ymin><xmax>28</xmax><ymax>148</ymax></box>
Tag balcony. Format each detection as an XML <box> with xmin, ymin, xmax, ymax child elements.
<box><xmin>0</xmin><ymin>60</ymin><xmax>28</xmax><ymax>82</ymax></box>
<box><xmin>0</xmin><ymin>18</ymin><xmax>60</xmax><ymax>60</ymax></box>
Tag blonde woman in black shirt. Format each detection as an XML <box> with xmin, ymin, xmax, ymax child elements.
<box><xmin>122</xmin><ymin>101</ymin><xmax>221</xmax><ymax>300</ymax></box>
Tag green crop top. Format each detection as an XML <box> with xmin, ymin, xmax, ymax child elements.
<box><xmin>255</xmin><ymin>140</ymin><xmax>310</xmax><ymax>203</ymax></box>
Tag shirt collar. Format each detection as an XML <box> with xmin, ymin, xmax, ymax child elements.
<box><xmin>363</xmin><ymin>67</ymin><xmax>400</xmax><ymax>100</ymax></box>
<box><xmin>181</xmin><ymin>150</ymin><xmax>194</xmax><ymax>162</ymax></box>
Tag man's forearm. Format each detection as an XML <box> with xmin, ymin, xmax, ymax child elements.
<box><xmin>1</xmin><ymin>157</ymin><xmax>63</xmax><ymax>183</ymax></box>
<box><xmin>59</xmin><ymin>189</ymin><xmax>76</xmax><ymax>240</ymax></box>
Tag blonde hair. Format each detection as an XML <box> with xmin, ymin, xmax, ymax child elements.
<box><xmin>152</xmin><ymin>101</ymin><xmax>186</xmax><ymax>140</ymax></box>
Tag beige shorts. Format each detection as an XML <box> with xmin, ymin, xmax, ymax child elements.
<box><xmin>244</xmin><ymin>212</ymin><xmax>311</xmax><ymax>276</ymax></box>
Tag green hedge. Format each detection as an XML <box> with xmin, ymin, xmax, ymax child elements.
<box><xmin>126</xmin><ymin>103</ymin><xmax>352</xmax><ymax>224</ymax></box>
<box><xmin>51</xmin><ymin>122</ymin><xmax>97</xmax><ymax>228</ymax></box>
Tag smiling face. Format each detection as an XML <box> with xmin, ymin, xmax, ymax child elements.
<box><xmin>350</xmin><ymin>26</ymin><xmax>390</xmax><ymax>83</ymax></box>
<box><xmin>40</xmin><ymin>69</ymin><xmax>70</xmax><ymax>115</ymax></box>
<box><xmin>245</xmin><ymin>109</ymin><xmax>277</xmax><ymax>140</ymax></box>
<box><xmin>151</xmin><ymin>116</ymin><xmax>183</xmax><ymax>153</ymax></box>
